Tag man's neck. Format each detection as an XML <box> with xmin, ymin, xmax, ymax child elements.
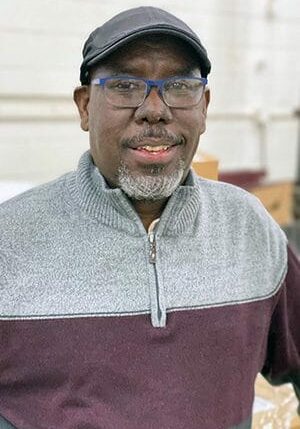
<box><xmin>131</xmin><ymin>198</ymin><xmax>168</xmax><ymax>231</ymax></box>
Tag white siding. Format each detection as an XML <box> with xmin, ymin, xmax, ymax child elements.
<box><xmin>0</xmin><ymin>0</ymin><xmax>299</xmax><ymax>184</ymax></box>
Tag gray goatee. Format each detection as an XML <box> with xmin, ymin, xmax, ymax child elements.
<box><xmin>118</xmin><ymin>127</ymin><xmax>186</xmax><ymax>200</ymax></box>
<box><xmin>117</xmin><ymin>159</ymin><xmax>185</xmax><ymax>201</ymax></box>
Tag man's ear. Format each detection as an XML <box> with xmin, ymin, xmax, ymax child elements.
<box><xmin>198</xmin><ymin>88</ymin><xmax>210</xmax><ymax>134</ymax></box>
<box><xmin>202</xmin><ymin>88</ymin><xmax>210</xmax><ymax>117</ymax></box>
<box><xmin>73</xmin><ymin>86</ymin><xmax>90</xmax><ymax>131</ymax></box>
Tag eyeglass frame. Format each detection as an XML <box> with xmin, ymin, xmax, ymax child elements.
<box><xmin>90</xmin><ymin>75</ymin><xmax>208</xmax><ymax>109</ymax></box>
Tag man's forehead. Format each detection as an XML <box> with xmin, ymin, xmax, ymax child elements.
<box><xmin>109</xmin><ymin>34</ymin><xmax>197</xmax><ymax>58</ymax></box>
<box><xmin>92</xmin><ymin>35</ymin><xmax>200</xmax><ymax>75</ymax></box>
<box><xmin>127</xmin><ymin>34</ymin><xmax>189</xmax><ymax>48</ymax></box>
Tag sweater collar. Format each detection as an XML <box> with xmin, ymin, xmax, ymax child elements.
<box><xmin>68</xmin><ymin>151</ymin><xmax>202</xmax><ymax>236</ymax></box>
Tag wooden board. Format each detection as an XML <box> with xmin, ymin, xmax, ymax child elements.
<box><xmin>192</xmin><ymin>152</ymin><xmax>219</xmax><ymax>181</ymax></box>
<box><xmin>250</xmin><ymin>182</ymin><xmax>294</xmax><ymax>226</ymax></box>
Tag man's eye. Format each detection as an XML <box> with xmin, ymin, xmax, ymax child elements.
<box><xmin>174</xmin><ymin>81</ymin><xmax>188</xmax><ymax>89</ymax></box>
<box><xmin>109</xmin><ymin>80</ymin><xmax>138</xmax><ymax>91</ymax></box>
<box><xmin>166</xmin><ymin>80</ymin><xmax>190</xmax><ymax>91</ymax></box>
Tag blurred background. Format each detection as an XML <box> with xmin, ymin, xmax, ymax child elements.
<box><xmin>0</xmin><ymin>1</ymin><xmax>300</xmax><ymax>426</ymax></box>
<box><xmin>0</xmin><ymin>2</ymin><xmax>299</xmax><ymax>229</ymax></box>
<box><xmin>0</xmin><ymin>1</ymin><xmax>299</xmax><ymax>206</ymax></box>
<box><xmin>1</xmin><ymin>0</ymin><xmax>299</xmax><ymax>181</ymax></box>
<box><xmin>0</xmin><ymin>0</ymin><xmax>299</xmax><ymax>205</ymax></box>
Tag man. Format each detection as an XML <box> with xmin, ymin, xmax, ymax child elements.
<box><xmin>0</xmin><ymin>6</ymin><xmax>299</xmax><ymax>429</ymax></box>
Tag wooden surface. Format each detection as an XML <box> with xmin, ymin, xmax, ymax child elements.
<box><xmin>192</xmin><ymin>152</ymin><xmax>219</xmax><ymax>181</ymax></box>
<box><xmin>250</xmin><ymin>182</ymin><xmax>294</xmax><ymax>226</ymax></box>
<box><xmin>291</xmin><ymin>416</ymin><xmax>300</xmax><ymax>429</ymax></box>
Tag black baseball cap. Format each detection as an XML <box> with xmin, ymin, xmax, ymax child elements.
<box><xmin>80</xmin><ymin>6</ymin><xmax>211</xmax><ymax>85</ymax></box>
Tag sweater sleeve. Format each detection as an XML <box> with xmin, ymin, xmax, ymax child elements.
<box><xmin>261</xmin><ymin>244</ymin><xmax>300</xmax><ymax>413</ymax></box>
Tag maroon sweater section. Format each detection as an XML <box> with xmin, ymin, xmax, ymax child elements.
<box><xmin>0</xmin><ymin>246</ymin><xmax>299</xmax><ymax>429</ymax></box>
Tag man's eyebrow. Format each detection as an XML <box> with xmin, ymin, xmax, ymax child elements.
<box><xmin>174</xmin><ymin>66</ymin><xmax>199</xmax><ymax>76</ymax></box>
<box><xmin>106</xmin><ymin>65</ymin><xmax>199</xmax><ymax>77</ymax></box>
<box><xmin>109</xmin><ymin>67</ymin><xmax>136</xmax><ymax>76</ymax></box>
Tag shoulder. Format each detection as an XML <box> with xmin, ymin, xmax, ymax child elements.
<box><xmin>195</xmin><ymin>175</ymin><xmax>264</xmax><ymax>209</ymax></box>
<box><xmin>0</xmin><ymin>172</ymin><xmax>73</xmax><ymax>210</ymax></box>
<box><xmin>193</xmin><ymin>176</ymin><xmax>288</xmax><ymax>291</ymax></box>
<box><xmin>194</xmin><ymin>176</ymin><xmax>284</xmax><ymax>231</ymax></box>
<box><xmin>0</xmin><ymin>172</ymin><xmax>74</xmax><ymax>238</ymax></box>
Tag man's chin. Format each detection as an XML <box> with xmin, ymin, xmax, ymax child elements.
<box><xmin>117</xmin><ymin>161</ymin><xmax>185</xmax><ymax>201</ymax></box>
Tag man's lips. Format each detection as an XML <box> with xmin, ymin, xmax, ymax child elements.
<box><xmin>122</xmin><ymin>130</ymin><xmax>184</xmax><ymax>163</ymax></box>
<box><xmin>126</xmin><ymin>138</ymin><xmax>179</xmax><ymax>150</ymax></box>
<box><xmin>126</xmin><ymin>141</ymin><xmax>181</xmax><ymax>163</ymax></box>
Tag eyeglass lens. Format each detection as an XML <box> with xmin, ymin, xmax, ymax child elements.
<box><xmin>104</xmin><ymin>78</ymin><xmax>204</xmax><ymax>108</ymax></box>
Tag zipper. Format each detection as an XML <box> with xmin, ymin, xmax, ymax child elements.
<box><xmin>148</xmin><ymin>228</ymin><xmax>157</xmax><ymax>264</ymax></box>
<box><xmin>148</xmin><ymin>219</ymin><xmax>162</xmax><ymax>324</ymax></box>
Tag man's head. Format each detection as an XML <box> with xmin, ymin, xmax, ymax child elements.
<box><xmin>74</xmin><ymin>7</ymin><xmax>211</xmax><ymax>201</ymax></box>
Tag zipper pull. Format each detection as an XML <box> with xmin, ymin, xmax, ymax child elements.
<box><xmin>149</xmin><ymin>232</ymin><xmax>156</xmax><ymax>264</ymax></box>
<box><xmin>148</xmin><ymin>218</ymin><xmax>160</xmax><ymax>264</ymax></box>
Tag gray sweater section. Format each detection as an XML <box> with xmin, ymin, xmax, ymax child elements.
<box><xmin>0</xmin><ymin>151</ymin><xmax>287</xmax><ymax>327</ymax></box>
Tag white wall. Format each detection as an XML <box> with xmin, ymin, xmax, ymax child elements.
<box><xmin>0</xmin><ymin>0</ymin><xmax>299</xmax><ymax>189</ymax></box>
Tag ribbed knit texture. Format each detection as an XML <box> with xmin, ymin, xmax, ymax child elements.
<box><xmin>0</xmin><ymin>150</ymin><xmax>287</xmax><ymax>327</ymax></box>
<box><xmin>67</xmin><ymin>150</ymin><xmax>202</xmax><ymax>236</ymax></box>
<box><xmin>0</xmin><ymin>151</ymin><xmax>297</xmax><ymax>429</ymax></box>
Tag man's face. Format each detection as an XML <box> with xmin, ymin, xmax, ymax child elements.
<box><xmin>74</xmin><ymin>36</ymin><xmax>210</xmax><ymax>200</ymax></box>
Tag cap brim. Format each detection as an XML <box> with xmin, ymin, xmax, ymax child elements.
<box><xmin>80</xmin><ymin>27</ymin><xmax>211</xmax><ymax>84</ymax></box>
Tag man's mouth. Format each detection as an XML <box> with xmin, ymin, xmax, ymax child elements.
<box><xmin>135</xmin><ymin>144</ymin><xmax>172</xmax><ymax>154</ymax></box>
<box><xmin>122</xmin><ymin>130</ymin><xmax>184</xmax><ymax>165</ymax></box>
<box><xmin>127</xmin><ymin>142</ymin><xmax>181</xmax><ymax>164</ymax></box>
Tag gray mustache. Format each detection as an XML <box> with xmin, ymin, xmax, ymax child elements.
<box><xmin>122</xmin><ymin>128</ymin><xmax>184</xmax><ymax>147</ymax></box>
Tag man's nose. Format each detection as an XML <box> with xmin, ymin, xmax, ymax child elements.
<box><xmin>134</xmin><ymin>87</ymin><xmax>173</xmax><ymax>124</ymax></box>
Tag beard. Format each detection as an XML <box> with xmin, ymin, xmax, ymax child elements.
<box><xmin>117</xmin><ymin>159</ymin><xmax>185</xmax><ymax>201</ymax></box>
<box><xmin>117</xmin><ymin>126</ymin><xmax>186</xmax><ymax>201</ymax></box>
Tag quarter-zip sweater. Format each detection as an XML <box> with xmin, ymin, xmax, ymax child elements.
<box><xmin>0</xmin><ymin>151</ymin><xmax>299</xmax><ymax>429</ymax></box>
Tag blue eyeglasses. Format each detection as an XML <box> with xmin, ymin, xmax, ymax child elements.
<box><xmin>91</xmin><ymin>76</ymin><xmax>208</xmax><ymax>108</ymax></box>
